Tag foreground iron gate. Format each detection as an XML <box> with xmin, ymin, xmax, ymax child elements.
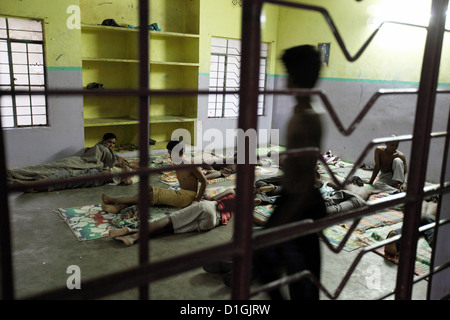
<box><xmin>1</xmin><ymin>0</ymin><xmax>449</xmax><ymax>300</ymax></box>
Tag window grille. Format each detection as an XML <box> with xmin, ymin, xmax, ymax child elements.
<box><xmin>208</xmin><ymin>37</ymin><xmax>267</xmax><ymax>118</ymax></box>
<box><xmin>0</xmin><ymin>17</ymin><xmax>47</xmax><ymax>128</ymax></box>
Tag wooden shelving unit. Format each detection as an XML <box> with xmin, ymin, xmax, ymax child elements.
<box><xmin>80</xmin><ymin>0</ymin><xmax>200</xmax><ymax>150</ymax></box>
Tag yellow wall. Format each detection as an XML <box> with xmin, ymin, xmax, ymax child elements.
<box><xmin>274</xmin><ymin>0</ymin><xmax>450</xmax><ymax>84</ymax></box>
<box><xmin>80</xmin><ymin>0</ymin><xmax>199</xmax><ymax>33</ymax></box>
<box><xmin>79</xmin><ymin>0</ymin><xmax>139</xmax><ymax>26</ymax></box>
<box><xmin>2</xmin><ymin>0</ymin><xmax>448</xmax><ymax>83</ymax></box>
<box><xmin>199</xmin><ymin>0</ymin><xmax>279</xmax><ymax>75</ymax></box>
<box><xmin>0</xmin><ymin>0</ymin><xmax>82</xmax><ymax>69</ymax></box>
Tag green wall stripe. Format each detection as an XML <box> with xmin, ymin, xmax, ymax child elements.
<box><xmin>47</xmin><ymin>66</ymin><xmax>82</xmax><ymax>71</ymax></box>
<box><xmin>159</xmin><ymin>72</ymin><xmax>450</xmax><ymax>87</ymax></box>
<box><xmin>268</xmin><ymin>75</ymin><xmax>450</xmax><ymax>87</ymax></box>
<box><xmin>320</xmin><ymin>77</ymin><xmax>420</xmax><ymax>85</ymax></box>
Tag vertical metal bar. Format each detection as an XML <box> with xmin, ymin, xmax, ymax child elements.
<box><xmin>427</xmin><ymin>108</ymin><xmax>450</xmax><ymax>299</ymax></box>
<box><xmin>395</xmin><ymin>0</ymin><xmax>448</xmax><ymax>300</ymax></box>
<box><xmin>5</xmin><ymin>19</ymin><xmax>17</xmax><ymax>128</ymax></box>
<box><xmin>138</xmin><ymin>0</ymin><xmax>150</xmax><ymax>300</ymax></box>
<box><xmin>231</xmin><ymin>0</ymin><xmax>263</xmax><ymax>300</ymax></box>
<box><xmin>0</xmin><ymin>103</ymin><xmax>14</xmax><ymax>300</ymax></box>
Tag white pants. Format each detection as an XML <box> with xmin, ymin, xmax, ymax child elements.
<box><xmin>374</xmin><ymin>158</ymin><xmax>406</xmax><ymax>194</ymax></box>
<box><xmin>170</xmin><ymin>200</ymin><xmax>220</xmax><ymax>233</ymax></box>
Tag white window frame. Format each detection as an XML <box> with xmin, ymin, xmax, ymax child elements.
<box><xmin>0</xmin><ymin>16</ymin><xmax>48</xmax><ymax>128</ymax></box>
<box><xmin>208</xmin><ymin>37</ymin><xmax>268</xmax><ymax>118</ymax></box>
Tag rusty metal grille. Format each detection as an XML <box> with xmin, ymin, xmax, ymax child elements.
<box><xmin>1</xmin><ymin>0</ymin><xmax>449</xmax><ymax>301</ymax></box>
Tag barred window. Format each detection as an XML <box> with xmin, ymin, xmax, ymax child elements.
<box><xmin>0</xmin><ymin>17</ymin><xmax>48</xmax><ymax>128</ymax></box>
<box><xmin>208</xmin><ymin>37</ymin><xmax>267</xmax><ymax>118</ymax></box>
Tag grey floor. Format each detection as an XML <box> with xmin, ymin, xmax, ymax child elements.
<box><xmin>6</xmin><ymin>169</ymin><xmax>429</xmax><ymax>300</ymax></box>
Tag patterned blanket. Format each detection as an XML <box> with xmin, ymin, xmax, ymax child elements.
<box><xmin>363</xmin><ymin>222</ymin><xmax>431</xmax><ymax>276</ymax></box>
<box><xmin>55</xmin><ymin>204</ymin><xmax>176</xmax><ymax>241</ymax></box>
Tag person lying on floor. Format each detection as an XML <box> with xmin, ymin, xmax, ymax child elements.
<box><xmin>108</xmin><ymin>188</ymin><xmax>236</xmax><ymax>246</ymax></box>
<box><xmin>202</xmin><ymin>152</ymin><xmax>264</xmax><ymax>180</ymax></box>
<box><xmin>365</xmin><ymin>137</ymin><xmax>408</xmax><ymax>194</ymax></box>
<box><xmin>201</xmin><ymin>152</ymin><xmax>237</xmax><ymax>180</ymax></box>
<box><xmin>315</xmin><ymin>171</ymin><xmax>381</xmax><ymax>216</ymax></box>
<box><xmin>253</xmin><ymin>168</ymin><xmax>378</xmax><ymax>214</ymax></box>
<box><xmin>253</xmin><ymin>175</ymin><xmax>284</xmax><ymax>206</ymax></box>
<box><xmin>384</xmin><ymin>196</ymin><xmax>438</xmax><ymax>256</ymax></box>
<box><xmin>7</xmin><ymin>133</ymin><xmax>138</xmax><ymax>192</ymax></box>
<box><xmin>101</xmin><ymin>140</ymin><xmax>207</xmax><ymax>213</ymax></box>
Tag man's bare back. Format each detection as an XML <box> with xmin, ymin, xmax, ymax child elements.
<box><xmin>176</xmin><ymin>166</ymin><xmax>206</xmax><ymax>197</ymax></box>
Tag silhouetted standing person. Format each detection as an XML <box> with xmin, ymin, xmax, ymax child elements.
<box><xmin>254</xmin><ymin>45</ymin><xmax>326</xmax><ymax>300</ymax></box>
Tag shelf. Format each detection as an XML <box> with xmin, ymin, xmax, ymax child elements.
<box><xmin>84</xmin><ymin>116</ymin><xmax>197</xmax><ymax>127</ymax></box>
<box><xmin>150</xmin><ymin>31</ymin><xmax>199</xmax><ymax>39</ymax></box>
<box><xmin>82</xmin><ymin>58</ymin><xmax>198</xmax><ymax>66</ymax></box>
<box><xmin>80</xmin><ymin>0</ymin><xmax>199</xmax><ymax>149</ymax></box>
<box><xmin>82</xmin><ymin>57</ymin><xmax>140</xmax><ymax>63</ymax></box>
<box><xmin>149</xmin><ymin>115</ymin><xmax>197</xmax><ymax>123</ymax></box>
<box><xmin>81</xmin><ymin>24</ymin><xmax>199</xmax><ymax>38</ymax></box>
<box><xmin>150</xmin><ymin>61</ymin><xmax>199</xmax><ymax>67</ymax></box>
<box><xmin>81</xmin><ymin>24</ymin><xmax>138</xmax><ymax>33</ymax></box>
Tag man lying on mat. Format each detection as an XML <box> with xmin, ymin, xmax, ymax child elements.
<box><xmin>108</xmin><ymin>188</ymin><xmax>235</xmax><ymax>246</ymax></box>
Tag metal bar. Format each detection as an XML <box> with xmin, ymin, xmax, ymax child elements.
<box><xmin>395</xmin><ymin>0</ymin><xmax>448</xmax><ymax>300</ymax></box>
<box><xmin>23</xmin><ymin>210</ymin><xmax>450</xmax><ymax>300</ymax></box>
<box><xmin>427</xmin><ymin>104</ymin><xmax>450</xmax><ymax>298</ymax></box>
<box><xmin>5</xmin><ymin>19</ymin><xmax>18</xmax><ymax>128</ymax></box>
<box><xmin>0</xmin><ymin>0</ymin><xmax>448</xmax><ymax>301</ymax></box>
<box><xmin>251</xmin><ymin>218</ymin><xmax>450</xmax><ymax>300</ymax></box>
<box><xmin>4</xmin><ymin>87</ymin><xmax>450</xmax><ymax>137</ymax></box>
<box><xmin>252</xmin><ymin>192</ymin><xmax>410</xmax><ymax>250</ymax></box>
<box><xmin>137</xmin><ymin>0</ymin><xmax>150</xmax><ymax>300</ymax></box>
<box><xmin>378</xmin><ymin>261</ymin><xmax>450</xmax><ymax>300</ymax></box>
<box><xmin>26</xmin><ymin>242</ymin><xmax>237</xmax><ymax>300</ymax></box>
<box><xmin>0</xmin><ymin>114</ymin><xmax>14</xmax><ymax>300</ymax></box>
<box><xmin>264</xmin><ymin>0</ymin><xmax>437</xmax><ymax>62</ymax></box>
<box><xmin>4</xmin><ymin>87</ymin><xmax>450</xmax><ymax>97</ymax></box>
<box><xmin>4</xmin><ymin>133</ymin><xmax>446</xmax><ymax>195</ymax></box>
<box><xmin>231</xmin><ymin>0</ymin><xmax>263</xmax><ymax>300</ymax></box>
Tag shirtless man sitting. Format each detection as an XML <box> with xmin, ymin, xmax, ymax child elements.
<box><xmin>365</xmin><ymin>139</ymin><xmax>408</xmax><ymax>194</ymax></box>
<box><xmin>101</xmin><ymin>140</ymin><xmax>207</xmax><ymax>213</ymax></box>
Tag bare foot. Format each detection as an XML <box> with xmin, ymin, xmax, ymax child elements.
<box><xmin>257</xmin><ymin>185</ymin><xmax>275</xmax><ymax>193</ymax></box>
<box><xmin>108</xmin><ymin>227</ymin><xmax>138</xmax><ymax>239</ymax></box>
<box><xmin>115</xmin><ymin>234</ymin><xmax>139</xmax><ymax>247</ymax></box>
<box><xmin>102</xmin><ymin>203</ymin><xmax>123</xmax><ymax>214</ymax></box>
<box><xmin>101</xmin><ymin>193</ymin><xmax>127</xmax><ymax>214</ymax></box>
<box><xmin>102</xmin><ymin>192</ymin><xmax>116</xmax><ymax>204</ymax></box>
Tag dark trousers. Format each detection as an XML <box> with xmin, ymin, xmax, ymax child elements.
<box><xmin>253</xmin><ymin>189</ymin><xmax>326</xmax><ymax>300</ymax></box>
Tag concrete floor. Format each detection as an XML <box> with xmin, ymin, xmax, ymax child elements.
<box><xmin>6</xmin><ymin>171</ymin><xmax>429</xmax><ymax>300</ymax></box>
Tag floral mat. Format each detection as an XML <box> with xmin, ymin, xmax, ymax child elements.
<box><xmin>322</xmin><ymin>207</ymin><xmax>403</xmax><ymax>252</ymax></box>
<box><xmin>55</xmin><ymin>204</ymin><xmax>176</xmax><ymax>241</ymax></box>
<box><xmin>363</xmin><ymin>222</ymin><xmax>431</xmax><ymax>276</ymax></box>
